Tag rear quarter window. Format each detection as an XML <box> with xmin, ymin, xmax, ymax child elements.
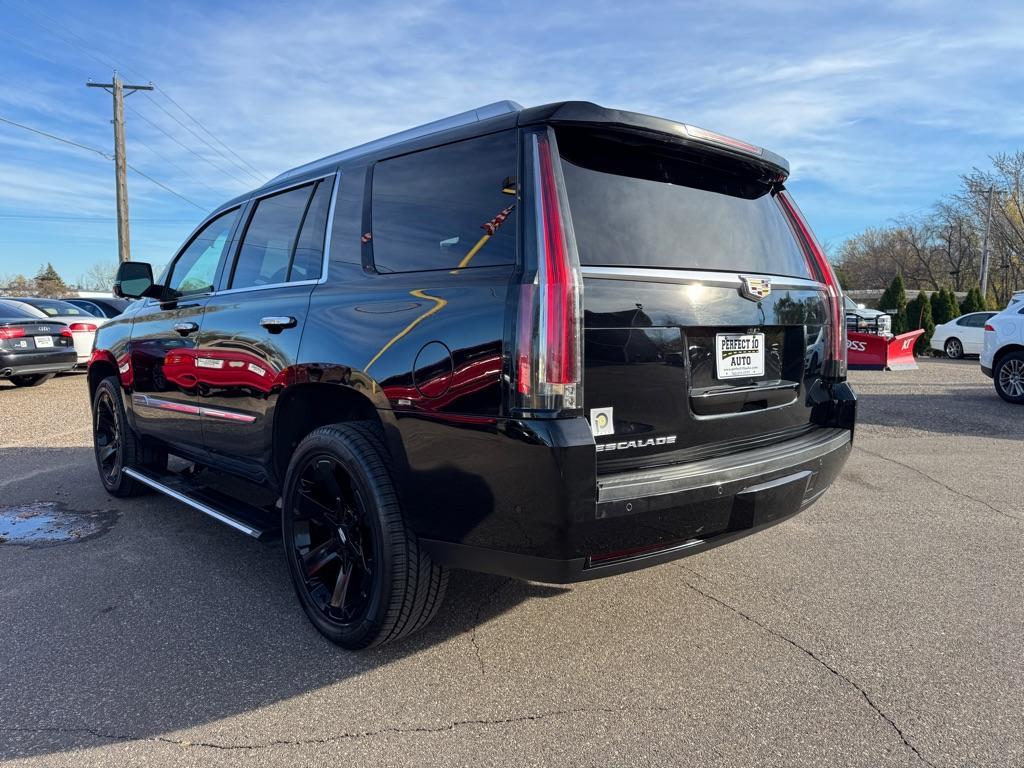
<box><xmin>370</xmin><ymin>131</ymin><xmax>517</xmax><ymax>273</ymax></box>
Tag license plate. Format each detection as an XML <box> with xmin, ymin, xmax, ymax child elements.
<box><xmin>35</xmin><ymin>336</ymin><xmax>54</xmax><ymax>348</ymax></box>
<box><xmin>715</xmin><ymin>333</ymin><xmax>764</xmax><ymax>379</ymax></box>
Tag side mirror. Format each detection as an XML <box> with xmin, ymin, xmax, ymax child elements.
<box><xmin>114</xmin><ymin>261</ymin><xmax>158</xmax><ymax>299</ymax></box>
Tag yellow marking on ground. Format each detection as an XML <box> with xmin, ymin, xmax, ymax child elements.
<box><xmin>364</xmin><ymin>289</ymin><xmax>448</xmax><ymax>372</ymax></box>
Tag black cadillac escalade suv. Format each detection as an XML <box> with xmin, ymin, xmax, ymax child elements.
<box><xmin>90</xmin><ymin>101</ymin><xmax>855</xmax><ymax>649</ymax></box>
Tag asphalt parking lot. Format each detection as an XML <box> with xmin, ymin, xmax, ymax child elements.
<box><xmin>1</xmin><ymin>359</ymin><xmax>1021</xmax><ymax>768</ymax></box>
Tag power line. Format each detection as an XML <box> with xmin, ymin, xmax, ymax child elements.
<box><xmin>141</xmin><ymin>93</ymin><xmax>264</xmax><ymax>184</ymax></box>
<box><xmin>154</xmin><ymin>86</ymin><xmax>267</xmax><ymax>180</ymax></box>
<box><xmin>0</xmin><ymin>0</ymin><xmax>119</xmax><ymax>72</ymax></box>
<box><xmin>129</xmin><ymin>133</ymin><xmax>225</xmax><ymax>197</ymax></box>
<box><xmin>125</xmin><ymin>161</ymin><xmax>206</xmax><ymax>210</ymax></box>
<box><xmin>0</xmin><ymin>114</ymin><xmax>110</xmax><ymax>159</ymax></box>
<box><xmin>1</xmin><ymin>0</ymin><xmax>267</xmax><ymax>185</ymax></box>
<box><xmin>0</xmin><ymin>112</ymin><xmax>205</xmax><ymax>210</ymax></box>
<box><xmin>0</xmin><ymin>214</ymin><xmax>198</xmax><ymax>222</ymax></box>
<box><xmin>123</xmin><ymin>102</ymin><xmax>253</xmax><ymax>188</ymax></box>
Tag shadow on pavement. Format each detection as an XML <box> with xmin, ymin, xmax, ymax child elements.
<box><xmin>0</xmin><ymin>447</ymin><xmax>570</xmax><ymax>759</ymax></box>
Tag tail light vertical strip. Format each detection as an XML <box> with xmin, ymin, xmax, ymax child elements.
<box><xmin>777</xmin><ymin>190</ymin><xmax>847</xmax><ymax>381</ymax></box>
<box><xmin>512</xmin><ymin>129</ymin><xmax>583</xmax><ymax>414</ymax></box>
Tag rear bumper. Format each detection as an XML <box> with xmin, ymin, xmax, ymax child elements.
<box><xmin>981</xmin><ymin>364</ymin><xmax>993</xmax><ymax>378</ymax></box>
<box><xmin>420</xmin><ymin>425</ymin><xmax>852</xmax><ymax>583</ymax></box>
<box><xmin>0</xmin><ymin>349</ymin><xmax>78</xmax><ymax>377</ymax></box>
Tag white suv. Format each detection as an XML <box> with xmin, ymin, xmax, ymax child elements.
<box><xmin>981</xmin><ymin>305</ymin><xmax>1024</xmax><ymax>403</ymax></box>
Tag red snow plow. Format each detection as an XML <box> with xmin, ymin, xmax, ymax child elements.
<box><xmin>847</xmin><ymin>329</ymin><xmax>925</xmax><ymax>371</ymax></box>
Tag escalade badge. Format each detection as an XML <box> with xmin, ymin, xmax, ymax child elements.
<box><xmin>739</xmin><ymin>276</ymin><xmax>771</xmax><ymax>301</ymax></box>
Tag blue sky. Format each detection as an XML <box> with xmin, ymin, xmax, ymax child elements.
<box><xmin>1</xmin><ymin>0</ymin><xmax>1022</xmax><ymax>283</ymax></box>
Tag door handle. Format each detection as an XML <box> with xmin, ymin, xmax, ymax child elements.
<box><xmin>173</xmin><ymin>321</ymin><xmax>199</xmax><ymax>336</ymax></box>
<box><xmin>260</xmin><ymin>316</ymin><xmax>297</xmax><ymax>333</ymax></box>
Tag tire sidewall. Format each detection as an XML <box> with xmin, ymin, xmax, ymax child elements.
<box><xmin>281</xmin><ymin>428</ymin><xmax>396</xmax><ymax>648</ymax></box>
<box><xmin>92</xmin><ymin>378</ymin><xmax>129</xmax><ymax>493</ymax></box>
<box><xmin>945</xmin><ymin>338</ymin><xmax>962</xmax><ymax>359</ymax></box>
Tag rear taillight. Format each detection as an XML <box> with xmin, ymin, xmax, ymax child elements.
<box><xmin>0</xmin><ymin>327</ymin><xmax>26</xmax><ymax>339</ymax></box>
<box><xmin>985</xmin><ymin>324</ymin><xmax>995</xmax><ymax>332</ymax></box>
<box><xmin>69</xmin><ymin>322</ymin><xmax>97</xmax><ymax>332</ymax></box>
<box><xmin>512</xmin><ymin>128</ymin><xmax>583</xmax><ymax>415</ymax></box>
<box><xmin>777</xmin><ymin>190</ymin><xmax>847</xmax><ymax>381</ymax></box>
<box><xmin>60</xmin><ymin>329</ymin><xmax>73</xmax><ymax>338</ymax></box>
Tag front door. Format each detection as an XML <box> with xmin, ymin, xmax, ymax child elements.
<box><xmin>128</xmin><ymin>207</ymin><xmax>241</xmax><ymax>451</ymax></box>
<box><xmin>195</xmin><ymin>174</ymin><xmax>335</xmax><ymax>473</ymax></box>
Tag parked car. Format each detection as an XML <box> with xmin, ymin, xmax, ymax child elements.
<box><xmin>88</xmin><ymin>100</ymin><xmax>855</xmax><ymax>648</ymax></box>
<box><xmin>3</xmin><ymin>297</ymin><xmax>105</xmax><ymax>366</ymax></box>
<box><xmin>981</xmin><ymin>304</ymin><xmax>1024</xmax><ymax>403</ymax></box>
<box><xmin>65</xmin><ymin>297</ymin><xmax>130</xmax><ymax>319</ymax></box>
<box><xmin>0</xmin><ymin>299</ymin><xmax>77</xmax><ymax>386</ymax></box>
<box><xmin>844</xmin><ymin>296</ymin><xmax>892</xmax><ymax>336</ymax></box>
<box><xmin>931</xmin><ymin>311</ymin><xmax>998</xmax><ymax>359</ymax></box>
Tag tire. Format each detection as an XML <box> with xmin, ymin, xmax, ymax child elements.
<box><xmin>91</xmin><ymin>376</ymin><xmax>166</xmax><ymax>497</ymax></box>
<box><xmin>945</xmin><ymin>337</ymin><xmax>964</xmax><ymax>359</ymax></box>
<box><xmin>281</xmin><ymin>422</ymin><xmax>448</xmax><ymax>649</ymax></box>
<box><xmin>9</xmin><ymin>374</ymin><xmax>54</xmax><ymax>387</ymax></box>
<box><xmin>994</xmin><ymin>351</ymin><xmax>1024</xmax><ymax>404</ymax></box>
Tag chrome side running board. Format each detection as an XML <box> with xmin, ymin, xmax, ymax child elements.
<box><xmin>123</xmin><ymin>467</ymin><xmax>267</xmax><ymax>538</ymax></box>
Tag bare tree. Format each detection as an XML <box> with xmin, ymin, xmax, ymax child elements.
<box><xmin>79</xmin><ymin>260</ymin><xmax>119</xmax><ymax>292</ymax></box>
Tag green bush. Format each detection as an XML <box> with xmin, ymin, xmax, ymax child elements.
<box><xmin>930</xmin><ymin>288</ymin><xmax>961</xmax><ymax>325</ymax></box>
<box><xmin>959</xmin><ymin>286</ymin><xmax>985</xmax><ymax>314</ymax></box>
<box><xmin>879</xmin><ymin>273</ymin><xmax>909</xmax><ymax>334</ymax></box>
<box><xmin>907</xmin><ymin>291</ymin><xmax>935</xmax><ymax>354</ymax></box>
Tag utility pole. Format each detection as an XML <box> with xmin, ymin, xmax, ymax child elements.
<box><xmin>87</xmin><ymin>72</ymin><xmax>153</xmax><ymax>263</ymax></box>
<box><xmin>979</xmin><ymin>186</ymin><xmax>996</xmax><ymax>298</ymax></box>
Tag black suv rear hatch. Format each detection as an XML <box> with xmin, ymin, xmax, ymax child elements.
<box><xmin>557</xmin><ymin>126</ymin><xmax>831</xmax><ymax>472</ymax></box>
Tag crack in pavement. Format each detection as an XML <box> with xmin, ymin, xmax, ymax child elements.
<box><xmin>856</xmin><ymin>445</ymin><xmax>1022</xmax><ymax>525</ymax></box>
<box><xmin>467</xmin><ymin>581</ymin><xmax>508</xmax><ymax>677</ymax></box>
<box><xmin>0</xmin><ymin>705</ymin><xmax>674</xmax><ymax>752</ymax></box>
<box><xmin>680</xmin><ymin>576</ymin><xmax>938</xmax><ymax>768</ymax></box>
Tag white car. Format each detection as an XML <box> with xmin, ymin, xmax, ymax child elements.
<box><xmin>930</xmin><ymin>311</ymin><xmax>998</xmax><ymax>359</ymax></box>
<box><xmin>4</xmin><ymin>298</ymin><xmax>105</xmax><ymax>367</ymax></box>
<box><xmin>1007</xmin><ymin>290</ymin><xmax>1024</xmax><ymax>310</ymax></box>
<box><xmin>982</xmin><ymin>305</ymin><xmax>1024</xmax><ymax>403</ymax></box>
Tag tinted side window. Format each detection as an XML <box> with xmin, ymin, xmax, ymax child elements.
<box><xmin>168</xmin><ymin>208</ymin><xmax>239</xmax><ymax>296</ymax></box>
<box><xmin>371</xmin><ymin>131</ymin><xmax>517</xmax><ymax>273</ymax></box>
<box><xmin>290</xmin><ymin>180</ymin><xmax>332</xmax><ymax>281</ymax></box>
<box><xmin>231</xmin><ymin>185</ymin><xmax>314</xmax><ymax>290</ymax></box>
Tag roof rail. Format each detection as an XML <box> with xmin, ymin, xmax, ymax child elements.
<box><xmin>267</xmin><ymin>100</ymin><xmax>523</xmax><ymax>185</ymax></box>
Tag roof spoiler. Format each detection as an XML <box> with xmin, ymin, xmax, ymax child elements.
<box><xmin>519</xmin><ymin>101</ymin><xmax>790</xmax><ymax>180</ymax></box>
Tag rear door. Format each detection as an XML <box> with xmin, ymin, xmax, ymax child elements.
<box><xmin>958</xmin><ymin>312</ymin><xmax>995</xmax><ymax>353</ymax></box>
<box><xmin>555</xmin><ymin>126</ymin><xmax>832</xmax><ymax>472</ymax></box>
<box><xmin>196</xmin><ymin>174</ymin><xmax>336</xmax><ymax>471</ymax></box>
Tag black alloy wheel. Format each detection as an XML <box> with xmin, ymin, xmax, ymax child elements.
<box><xmin>290</xmin><ymin>455</ymin><xmax>377</xmax><ymax>627</ymax></box>
<box><xmin>94</xmin><ymin>386</ymin><xmax>123</xmax><ymax>487</ymax></box>
<box><xmin>91</xmin><ymin>376</ymin><xmax>160</xmax><ymax>497</ymax></box>
<box><xmin>282</xmin><ymin>422</ymin><xmax>448</xmax><ymax>649</ymax></box>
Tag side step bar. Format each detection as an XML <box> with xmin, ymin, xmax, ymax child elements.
<box><xmin>123</xmin><ymin>467</ymin><xmax>273</xmax><ymax>539</ymax></box>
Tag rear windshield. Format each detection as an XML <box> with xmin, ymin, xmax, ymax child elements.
<box><xmin>25</xmin><ymin>299</ymin><xmax>90</xmax><ymax>317</ymax></box>
<box><xmin>557</xmin><ymin>128</ymin><xmax>813</xmax><ymax>278</ymax></box>
<box><xmin>0</xmin><ymin>299</ymin><xmax>41</xmax><ymax>319</ymax></box>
